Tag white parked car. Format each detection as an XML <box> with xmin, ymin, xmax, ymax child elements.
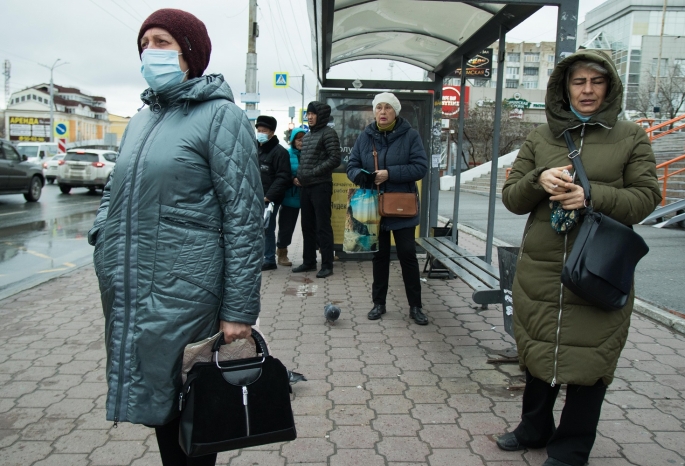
<box><xmin>42</xmin><ymin>154</ymin><xmax>65</xmax><ymax>184</ymax></box>
<box><xmin>57</xmin><ymin>149</ymin><xmax>117</xmax><ymax>194</ymax></box>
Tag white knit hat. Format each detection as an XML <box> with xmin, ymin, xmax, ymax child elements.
<box><xmin>372</xmin><ymin>92</ymin><xmax>401</xmax><ymax>114</ymax></box>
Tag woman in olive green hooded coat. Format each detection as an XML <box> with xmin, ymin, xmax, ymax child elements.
<box><xmin>496</xmin><ymin>50</ymin><xmax>661</xmax><ymax>466</ymax></box>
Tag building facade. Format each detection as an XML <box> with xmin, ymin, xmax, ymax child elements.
<box><xmin>580</xmin><ymin>0</ymin><xmax>685</xmax><ymax>112</ymax></box>
<box><xmin>467</xmin><ymin>41</ymin><xmax>557</xmax><ymax>91</ymax></box>
<box><xmin>4</xmin><ymin>84</ymin><xmax>110</xmax><ymax>145</ymax></box>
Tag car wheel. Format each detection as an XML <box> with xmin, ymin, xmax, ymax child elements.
<box><xmin>88</xmin><ymin>187</ymin><xmax>97</xmax><ymax>193</ymax></box>
<box><xmin>24</xmin><ymin>176</ymin><xmax>43</xmax><ymax>202</ymax></box>
<box><xmin>47</xmin><ymin>178</ymin><xmax>55</xmax><ymax>184</ymax></box>
<box><xmin>59</xmin><ymin>184</ymin><xmax>71</xmax><ymax>194</ymax></box>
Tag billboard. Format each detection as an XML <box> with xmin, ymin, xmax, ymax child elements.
<box><xmin>8</xmin><ymin>116</ymin><xmax>51</xmax><ymax>142</ymax></box>
<box><xmin>452</xmin><ymin>49</ymin><xmax>493</xmax><ymax>79</ymax></box>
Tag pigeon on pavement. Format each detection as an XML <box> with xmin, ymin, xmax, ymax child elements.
<box><xmin>324</xmin><ymin>303</ymin><xmax>341</xmax><ymax>324</ymax></box>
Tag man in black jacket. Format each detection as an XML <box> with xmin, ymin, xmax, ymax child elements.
<box><xmin>292</xmin><ymin>101</ymin><xmax>341</xmax><ymax>278</ymax></box>
<box><xmin>256</xmin><ymin>115</ymin><xmax>291</xmax><ymax>271</ymax></box>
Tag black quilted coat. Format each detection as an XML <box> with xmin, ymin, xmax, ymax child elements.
<box><xmin>298</xmin><ymin>101</ymin><xmax>341</xmax><ymax>186</ymax></box>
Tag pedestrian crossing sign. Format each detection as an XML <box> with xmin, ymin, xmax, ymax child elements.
<box><xmin>274</xmin><ymin>72</ymin><xmax>288</xmax><ymax>88</ymax></box>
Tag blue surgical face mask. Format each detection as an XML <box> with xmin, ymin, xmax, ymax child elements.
<box><xmin>256</xmin><ymin>133</ymin><xmax>270</xmax><ymax>144</ymax></box>
<box><xmin>140</xmin><ymin>49</ymin><xmax>188</xmax><ymax>92</ymax></box>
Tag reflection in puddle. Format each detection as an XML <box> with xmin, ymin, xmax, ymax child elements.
<box><xmin>284</xmin><ymin>284</ymin><xmax>318</xmax><ymax>297</ymax></box>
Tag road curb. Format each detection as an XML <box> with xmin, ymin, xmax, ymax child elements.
<box><xmin>633</xmin><ymin>298</ymin><xmax>685</xmax><ymax>335</ymax></box>
<box><xmin>439</xmin><ymin>215</ymin><xmax>685</xmax><ymax>336</ymax></box>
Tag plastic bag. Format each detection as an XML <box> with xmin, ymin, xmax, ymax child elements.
<box><xmin>343</xmin><ymin>188</ymin><xmax>380</xmax><ymax>253</ymax></box>
<box><xmin>263</xmin><ymin>202</ymin><xmax>274</xmax><ymax>229</ymax></box>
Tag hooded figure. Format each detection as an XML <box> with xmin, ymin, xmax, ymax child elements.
<box><xmin>292</xmin><ymin>101</ymin><xmax>341</xmax><ymax>278</ymax></box>
<box><xmin>497</xmin><ymin>49</ymin><xmax>661</xmax><ymax>466</ymax></box>
<box><xmin>89</xmin><ymin>8</ymin><xmax>263</xmax><ymax>465</ymax></box>
<box><xmin>276</xmin><ymin>128</ymin><xmax>307</xmax><ymax>266</ymax></box>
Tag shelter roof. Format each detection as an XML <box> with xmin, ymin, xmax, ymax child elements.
<box><xmin>308</xmin><ymin>0</ymin><xmax>578</xmax><ymax>88</ymax></box>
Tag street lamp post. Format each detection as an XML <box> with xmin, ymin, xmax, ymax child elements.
<box><xmin>38</xmin><ymin>59</ymin><xmax>68</xmax><ymax>142</ymax></box>
<box><xmin>290</xmin><ymin>75</ymin><xmax>305</xmax><ymax>125</ymax></box>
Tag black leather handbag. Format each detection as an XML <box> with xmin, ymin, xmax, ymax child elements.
<box><xmin>178</xmin><ymin>329</ymin><xmax>296</xmax><ymax>457</ymax></box>
<box><xmin>560</xmin><ymin>132</ymin><xmax>649</xmax><ymax>311</ymax></box>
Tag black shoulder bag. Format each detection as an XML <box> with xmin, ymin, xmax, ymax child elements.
<box><xmin>560</xmin><ymin>131</ymin><xmax>649</xmax><ymax>311</ymax></box>
<box><xmin>179</xmin><ymin>329</ymin><xmax>296</xmax><ymax>456</ymax></box>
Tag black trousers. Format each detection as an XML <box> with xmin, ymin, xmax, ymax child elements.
<box><xmin>514</xmin><ymin>370</ymin><xmax>607</xmax><ymax>466</ymax></box>
<box><xmin>300</xmin><ymin>182</ymin><xmax>334</xmax><ymax>269</ymax></box>
<box><xmin>277</xmin><ymin>205</ymin><xmax>300</xmax><ymax>249</ymax></box>
<box><xmin>154</xmin><ymin>416</ymin><xmax>217</xmax><ymax>466</ymax></box>
<box><xmin>372</xmin><ymin>226</ymin><xmax>422</xmax><ymax>308</ymax></box>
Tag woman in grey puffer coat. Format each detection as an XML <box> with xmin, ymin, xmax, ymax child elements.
<box><xmin>88</xmin><ymin>9</ymin><xmax>263</xmax><ymax>466</ymax></box>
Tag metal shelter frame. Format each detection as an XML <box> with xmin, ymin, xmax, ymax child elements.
<box><xmin>308</xmin><ymin>0</ymin><xmax>579</xmax><ymax>264</ymax></box>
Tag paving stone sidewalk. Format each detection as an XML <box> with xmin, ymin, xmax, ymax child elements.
<box><xmin>0</xmin><ymin>231</ymin><xmax>683</xmax><ymax>466</ymax></box>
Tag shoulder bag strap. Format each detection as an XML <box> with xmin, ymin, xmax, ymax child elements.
<box><xmin>563</xmin><ymin>131</ymin><xmax>591</xmax><ymax>209</ymax></box>
<box><xmin>371</xmin><ymin>137</ymin><xmax>381</xmax><ymax>197</ymax></box>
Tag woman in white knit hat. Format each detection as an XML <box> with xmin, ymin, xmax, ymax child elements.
<box><xmin>346</xmin><ymin>92</ymin><xmax>429</xmax><ymax>325</ymax></box>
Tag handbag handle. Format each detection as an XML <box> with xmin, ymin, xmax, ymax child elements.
<box><xmin>563</xmin><ymin>131</ymin><xmax>592</xmax><ymax>210</ymax></box>
<box><xmin>212</xmin><ymin>328</ymin><xmax>270</xmax><ymax>357</ymax></box>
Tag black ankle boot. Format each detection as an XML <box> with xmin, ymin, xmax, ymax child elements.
<box><xmin>409</xmin><ymin>306</ymin><xmax>428</xmax><ymax>325</ymax></box>
<box><xmin>367</xmin><ymin>304</ymin><xmax>386</xmax><ymax>320</ymax></box>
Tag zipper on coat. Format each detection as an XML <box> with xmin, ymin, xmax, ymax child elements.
<box><xmin>242</xmin><ymin>386</ymin><xmax>250</xmax><ymax>436</ymax></box>
<box><xmin>552</xmin><ymin>233</ymin><xmax>569</xmax><ymax>387</ymax></box>
<box><xmin>114</xmin><ymin>106</ymin><xmax>167</xmax><ymax>422</ymax></box>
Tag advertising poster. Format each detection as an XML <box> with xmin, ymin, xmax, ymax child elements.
<box><xmin>8</xmin><ymin>116</ymin><xmax>51</xmax><ymax>142</ymax></box>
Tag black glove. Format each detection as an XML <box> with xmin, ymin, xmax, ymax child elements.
<box><xmin>353</xmin><ymin>171</ymin><xmax>376</xmax><ymax>188</ymax></box>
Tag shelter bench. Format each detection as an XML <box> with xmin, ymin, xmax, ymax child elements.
<box><xmin>416</xmin><ymin>235</ymin><xmax>502</xmax><ymax>308</ymax></box>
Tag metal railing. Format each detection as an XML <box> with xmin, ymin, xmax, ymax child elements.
<box><xmin>636</xmin><ymin>115</ymin><xmax>685</xmax><ymax>142</ymax></box>
<box><xmin>657</xmin><ymin>154</ymin><xmax>685</xmax><ymax>206</ymax></box>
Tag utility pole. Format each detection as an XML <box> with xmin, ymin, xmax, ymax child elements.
<box><xmin>39</xmin><ymin>59</ymin><xmax>67</xmax><ymax>142</ymax></box>
<box><xmin>3</xmin><ymin>60</ymin><xmax>10</xmax><ymax>108</ymax></box>
<box><xmin>244</xmin><ymin>0</ymin><xmax>259</xmax><ymax>119</ymax></box>
<box><xmin>654</xmin><ymin>0</ymin><xmax>667</xmax><ymax>113</ymax></box>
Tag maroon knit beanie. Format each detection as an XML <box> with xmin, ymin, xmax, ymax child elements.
<box><xmin>137</xmin><ymin>9</ymin><xmax>212</xmax><ymax>79</ymax></box>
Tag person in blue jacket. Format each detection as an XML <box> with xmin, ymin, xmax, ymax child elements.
<box><xmin>276</xmin><ymin>127</ymin><xmax>307</xmax><ymax>266</ymax></box>
<box><xmin>88</xmin><ymin>9</ymin><xmax>263</xmax><ymax>466</ymax></box>
<box><xmin>346</xmin><ymin>92</ymin><xmax>429</xmax><ymax>325</ymax></box>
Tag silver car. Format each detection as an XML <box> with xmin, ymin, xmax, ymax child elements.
<box><xmin>57</xmin><ymin>149</ymin><xmax>117</xmax><ymax>194</ymax></box>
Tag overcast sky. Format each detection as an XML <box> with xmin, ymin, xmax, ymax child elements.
<box><xmin>1</xmin><ymin>0</ymin><xmax>605</xmax><ymax>131</ymax></box>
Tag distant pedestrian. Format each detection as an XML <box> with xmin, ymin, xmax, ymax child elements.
<box><xmin>277</xmin><ymin>127</ymin><xmax>307</xmax><ymax>266</ymax></box>
<box><xmin>498</xmin><ymin>49</ymin><xmax>661</xmax><ymax>466</ymax></box>
<box><xmin>89</xmin><ymin>8</ymin><xmax>263</xmax><ymax>466</ymax></box>
<box><xmin>346</xmin><ymin>92</ymin><xmax>428</xmax><ymax>325</ymax></box>
<box><xmin>256</xmin><ymin>115</ymin><xmax>292</xmax><ymax>271</ymax></box>
<box><xmin>292</xmin><ymin>101</ymin><xmax>341</xmax><ymax>278</ymax></box>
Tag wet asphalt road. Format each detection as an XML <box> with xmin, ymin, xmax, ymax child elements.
<box><xmin>0</xmin><ymin>183</ymin><xmax>101</xmax><ymax>300</ymax></box>
<box><xmin>438</xmin><ymin>190</ymin><xmax>685</xmax><ymax>315</ymax></box>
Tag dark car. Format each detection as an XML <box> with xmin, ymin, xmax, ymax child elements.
<box><xmin>0</xmin><ymin>140</ymin><xmax>45</xmax><ymax>202</ymax></box>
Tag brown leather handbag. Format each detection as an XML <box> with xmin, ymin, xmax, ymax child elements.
<box><xmin>372</xmin><ymin>140</ymin><xmax>418</xmax><ymax>218</ymax></box>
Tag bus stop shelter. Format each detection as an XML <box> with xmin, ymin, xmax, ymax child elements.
<box><xmin>307</xmin><ymin>0</ymin><xmax>579</xmax><ymax>264</ymax></box>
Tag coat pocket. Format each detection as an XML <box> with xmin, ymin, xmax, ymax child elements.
<box><xmin>154</xmin><ymin>206</ymin><xmax>224</xmax><ymax>301</ymax></box>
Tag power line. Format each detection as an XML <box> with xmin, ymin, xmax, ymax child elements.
<box><xmin>288</xmin><ymin>0</ymin><xmax>312</xmax><ymax>69</ymax></box>
<box><xmin>88</xmin><ymin>0</ymin><xmax>137</xmax><ymax>32</ymax></box>
<box><xmin>268</xmin><ymin>1</ymin><xmax>302</xmax><ymax>77</ymax></box>
<box><xmin>259</xmin><ymin>4</ymin><xmax>293</xmax><ymax>106</ymax></box>
<box><xmin>120</xmin><ymin>0</ymin><xmax>147</xmax><ymax>21</ymax></box>
<box><xmin>110</xmin><ymin>0</ymin><xmax>144</xmax><ymax>23</ymax></box>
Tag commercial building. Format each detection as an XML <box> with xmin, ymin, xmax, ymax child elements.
<box><xmin>108</xmin><ymin>114</ymin><xmax>131</xmax><ymax>146</ymax></box>
<box><xmin>580</xmin><ymin>0</ymin><xmax>685</xmax><ymax>112</ymax></box>
<box><xmin>4</xmin><ymin>83</ymin><xmax>110</xmax><ymax>145</ymax></box>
